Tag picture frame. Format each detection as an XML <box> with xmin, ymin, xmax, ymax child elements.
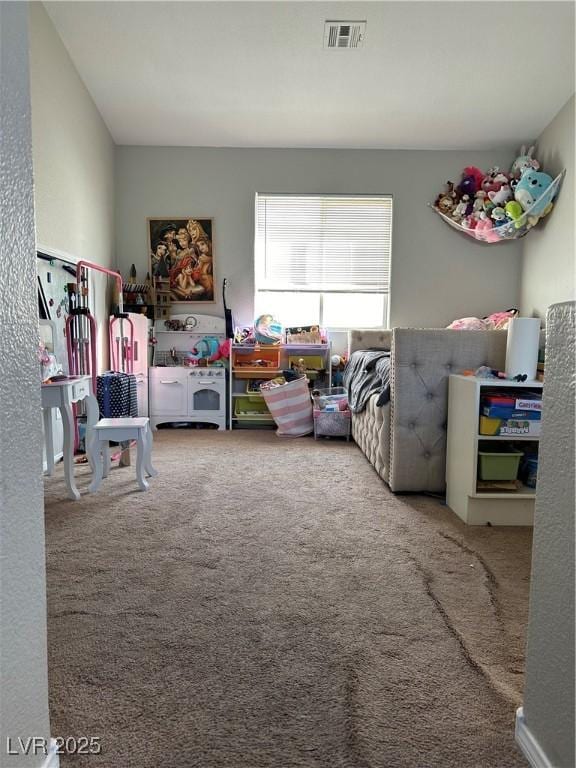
<box><xmin>148</xmin><ymin>217</ymin><xmax>215</xmax><ymax>303</ymax></box>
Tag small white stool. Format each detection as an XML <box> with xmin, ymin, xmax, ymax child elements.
<box><xmin>87</xmin><ymin>417</ymin><xmax>158</xmax><ymax>492</ymax></box>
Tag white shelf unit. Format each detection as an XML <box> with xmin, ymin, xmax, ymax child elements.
<box><xmin>229</xmin><ymin>343</ymin><xmax>331</xmax><ymax>429</ymax></box>
<box><xmin>446</xmin><ymin>375</ymin><xmax>543</xmax><ymax>526</ymax></box>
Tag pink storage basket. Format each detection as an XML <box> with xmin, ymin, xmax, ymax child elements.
<box><xmin>260</xmin><ymin>377</ymin><xmax>313</xmax><ymax>437</ymax></box>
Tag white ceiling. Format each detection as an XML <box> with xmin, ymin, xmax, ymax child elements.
<box><xmin>44</xmin><ymin>1</ymin><xmax>575</xmax><ymax>150</ymax></box>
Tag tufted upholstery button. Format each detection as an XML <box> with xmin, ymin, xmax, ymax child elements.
<box><xmin>426</xmin><ymin>392</ymin><xmax>434</xmax><ymax>400</ymax></box>
<box><xmin>409</xmin><ymin>422</ymin><xmax>415</xmax><ymax>430</ymax></box>
<box><xmin>410</xmin><ymin>363</ymin><xmax>417</xmax><ymax>369</ymax></box>
<box><xmin>424</xmin><ymin>451</ymin><xmax>431</xmax><ymax>459</ymax></box>
<box><xmin>446</xmin><ymin>363</ymin><xmax>452</xmax><ymax>370</ymax></box>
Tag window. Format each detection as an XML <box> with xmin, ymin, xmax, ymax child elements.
<box><xmin>255</xmin><ymin>194</ymin><xmax>392</xmax><ymax>329</ymax></box>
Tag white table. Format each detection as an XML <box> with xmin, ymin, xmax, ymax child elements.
<box><xmin>41</xmin><ymin>376</ymin><xmax>99</xmax><ymax>500</ymax></box>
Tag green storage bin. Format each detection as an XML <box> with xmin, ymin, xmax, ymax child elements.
<box><xmin>234</xmin><ymin>395</ymin><xmax>273</xmax><ymax>421</ymax></box>
<box><xmin>478</xmin><ymin>447</ymin><xmax>523</xmax><ymax>481</ymax></box>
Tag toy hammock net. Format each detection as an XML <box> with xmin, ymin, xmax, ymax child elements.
<box><xmin>431</xmin><ymin>171</ymin><xmax>565</xmax><ymax>244</ymax></box>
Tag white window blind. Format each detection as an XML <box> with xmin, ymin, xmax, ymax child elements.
<box><xmin>255</xmin><ymin>194</ymin><xmax>393</xmax><ymax>293</ymax></box>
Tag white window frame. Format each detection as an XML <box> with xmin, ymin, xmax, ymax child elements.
<box><xmin>254</xmin><ymin>193</ymin><xmax>392</xmax><ymax>330</ymax></box>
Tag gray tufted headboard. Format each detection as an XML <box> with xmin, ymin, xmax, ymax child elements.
<box><xmin>347</xmin><ymin>327</ymin><xmax>507</xmax><ymax>493</ymax></box>
<box><xmin>348</xmin><ymin>329</ymin><xmax>392</xmax><ymax>355</ymax></box>
<box><xmin>389</xmin><ymin>328</ymin><xmax>506</xmax><ymax>492</ymax></box>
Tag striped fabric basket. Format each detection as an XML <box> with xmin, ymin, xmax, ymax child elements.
<box><xmin>260</xmin><ymin>377</ymin><xmax>313</xmax><ymax>437</ymax></box>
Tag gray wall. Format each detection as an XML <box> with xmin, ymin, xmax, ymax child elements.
<box><xmin>520</xmin><ymin>95</ymin><xmax>575</xmax><ymax>319</ymax></box>
<box><xmin>521</xmin><ymin>301</ymin><xmax>575</xmax><ymax>766</ymax></box>
<box><xmin>29</xmin><ymin>1</ymin><xmax>115</xmax><ymax>369</ymax></box>
<box><xmin>115</xmin><ymin>146</ymin><xmax>523</xmax><ymax>330</ymax></box>
<box><xmin>0</xmin><ymin>3</ymin><xmax>52</xmax><ymax>766</ymax></box>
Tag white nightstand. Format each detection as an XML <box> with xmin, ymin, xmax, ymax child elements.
<box><xmin>446</xmin><ymin>375</ymin><xmax>543</xmax><ymax>526</ymax></box>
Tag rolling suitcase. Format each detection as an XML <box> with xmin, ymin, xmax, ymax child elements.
<box><xmin>96</xmin><ymin>372</ymin><xmax>139</xmax><ymax>418</ymax></box>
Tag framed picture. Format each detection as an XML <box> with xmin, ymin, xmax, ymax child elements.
<box><xmin>148</xmin><ymin>218</ymin><xmax>215</xmax><ymax>303</ymax></box>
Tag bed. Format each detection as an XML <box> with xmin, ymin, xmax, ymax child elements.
<box><xmin>346</xmin><ymin>328</ymin><xmax>507</xmax><ymax>493</ymax></box>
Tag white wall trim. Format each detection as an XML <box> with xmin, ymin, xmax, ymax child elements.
<box><xmin>516</xmin><ymin>707</ymin><xmax>554</xmax><ymax>768</ymax></box>
<box><xmin>40</xmin><ymin>739</ymin><xmax>60</xmax><ymax>768</ymax></box>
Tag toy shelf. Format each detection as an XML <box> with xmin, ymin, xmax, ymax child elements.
<box><xmin>229</xmin><ymin>342</ymin><xmax>331</xmax><ymax>429</ymax></box>
<box><xmin>431</xmin><ymin>171</ymin><xmax>564</xmax><ymax>244</ymax></box>
<box><xmin>446</xmin><ymin>375</ymin><xmax>543</xmax><ymax>525</ymax></box>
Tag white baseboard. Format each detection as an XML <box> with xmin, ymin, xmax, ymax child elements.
<box><xmin>515</xmin><ymin>707</ymin><xmax>553</xmax><ymax>768</ymax></box>
<box><xmin>40</xmin><ymin>739</ymin><xmax>60</xmax><ymax>768</ymax></box>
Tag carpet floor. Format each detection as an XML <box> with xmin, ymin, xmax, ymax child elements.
<box><xmin>44</xmin><ymin>430</ymin><xmax>531</xmax><ymax>768</ymax></box>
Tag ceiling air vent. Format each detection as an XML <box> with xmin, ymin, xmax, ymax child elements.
<box><xmin>324</xmin><ymin>20</ymin><xmax>366</xmax><ymax>49</ymax></box>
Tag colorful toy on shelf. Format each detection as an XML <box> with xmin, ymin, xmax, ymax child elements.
<box><xmin>430</xmin><ymin>145</ymin><xmax>564</xmax><ymax>243</ymax></box>
<box><xmin>186</xmin><ymin>335</ymin><xmax>226</xmax><ymax>364</ymax></box>
<box><xmin>474</xmin><ymin>365</ymin><xmax>528</xmax><ymax>382</ymax></box>
<box><xmin>254</xmin><ymin>314</ymin><xmax>283</xmax><ymax>345</ymax></box>
<box><xmin>331</xmin><ymin>354</ymin><xmax>347</xmax><ymax>387</ymax></box>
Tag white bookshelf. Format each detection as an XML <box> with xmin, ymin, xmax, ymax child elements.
<box><xmin>446</xmin><ymin>375</ymin><xmax>543</xmax><ymax>526</ymax></box>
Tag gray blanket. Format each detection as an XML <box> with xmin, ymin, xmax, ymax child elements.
<box><xmin>343</xmin><ymin>350</ymin><xmax>391</xmax><ymax>413</ymax></box>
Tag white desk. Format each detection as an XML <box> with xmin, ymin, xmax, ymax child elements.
<box><xmin>41</xmin><ymin>376</ymin><xmax>99</xmax><ymax>500</ymax></box>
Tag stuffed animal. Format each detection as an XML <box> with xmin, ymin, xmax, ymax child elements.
<box><xmin>484</xmin><ymin>309</ymin><xmax>518</xmax><ymax>330</ymax></box>
<box><xmin>482</xmin><ymin>171</ymin><xmax>509</xmax><ymax>195</ymax></box>
<box><xmin>188</xmin><ymin>336</ymin><xmax>230</xmax><ymax>363</ymax></box>
<box><xmin>483</xmin><ymin>197</ymin><xmax>496</xmax><ymax>217</ymax></box>
<box><xmin>458</xmin><ymin>175</ymin><xmax>475</xmax><ymax>197</ymax></box>
<box><xmin>491</xmin><ymin>207</ymin><xmax>508</xmax><ymax>227</ymax></box>
<box><xmin>434</xmin><ymin>181</ymin><xmax>459</xmax><ymax>214</ymax></box>
<box><xmin>510</xmin><ymin>145</ymin><xmax>540</xmax><ymax>179</ymax></box>
<box><xmin>475</xmin><ymin>212</ymin><xmax>501</xmax><ymax>243</ymax></box>
<box><xmin>461</xmin><ymin>215</ymin><xmax>477</xmax><ymax>231</ymax></box>
<box><xmin>474</xmin><ymin>213</ymin><xmax>493</xmax><ymax>241</ymax></box>
<box><xmin>473</xmin><ymin>190</ymin><xmax>486</xmax><ymax>213</ymax></box>
<box><xmin>514</xmin><ymin>169</ymin><xmax>556</xmax><ymax>217</ymax></box>
<box><xmin>452</xmin><ymin>196</ymin><xmax>470</xmax><ymax>221</ymax></box>
<box><xmin>209</xmin><ymin>338</ymin><xmax>231</xmax><ymax>363</ymax></box>
<box><xmin>330</xmin><ymin>354</ymin><xmax>347</xmax><ymax>387</ymax></box>
<box><xmin>463</xmin><ymin>166</ymin><xmax>485</xmax><ymax>191</ymax></box>
<box><xmin>505</xmin><ymin>200</ymin><xmax>525</xmax><ymax>229</ymax></box>
<box><xmin>488</xmin><ymin>184</ymin><xmax>513</xmax><ymax>206</ymax></box>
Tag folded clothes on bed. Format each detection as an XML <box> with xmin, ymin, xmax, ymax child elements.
<box><xmin>343</xmin><ymin>350</ymin><xmax>391</xmax><ymax>413</ymax></box>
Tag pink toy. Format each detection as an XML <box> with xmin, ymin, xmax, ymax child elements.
<box><xmin>461</xmin><ymin>215</ymin><xmax>477</xmax><ymax>230</ymax></box>
<box><xmin>209</xmin><ymin>338</ymin><xmax>231</xmax><ymax>362</ymax></box>
<box><xmin>482</xmin><ymin>171</ymin><xmax>509</xmax><ymax>195</ymax></box>
<box><xmin>485</xmin><ymin>226</ymin><xmax>502</xmax><ymax>244</ymax></box>
<box><xmin>484</xmin><ymin>309</ymin><xmax>518</xmax><ymax>330</ymax></box>
<box><xmin>475</xmin><ymin>213</ymin><xmax>493</xmax><ymax>241</ymax></box>
<box><xmin>447</xmin><ymin>317</ymin><xmax>486</xmax><ymax>331</ymax></box>
<box><xmin>476</xmin><ymin>213</ymin><xmax>501</xmax><ymax>243</ymax></box>
<box><xmin>447</xmin><ymin>308</ymin><xmax>518</xmax><ymax>331</ymax></box>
